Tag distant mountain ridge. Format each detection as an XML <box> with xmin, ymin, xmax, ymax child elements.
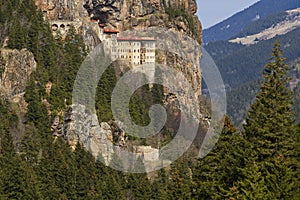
<box><xmin>232</xmin><ymin>9</ymin><xmax>300</xmax><ymax>39</ymax></box>
<box><xmin>205</xmin><ymin>27</ymin><xmax>300</xmax><ymax>88</ymax></box>
<box><xmin>203</xmin><ymin>4</ymin><xmax>300</xmax><ymax>125</ymax></box>
<box><xmin>203</xmin><ymin>0</ymin><xmax>300</xmax><ymax>43</ymax></box>
<box><xmin>229</xmin><ymin>8</ymin><xmax>300</xmax><ymax>45</ymax></box>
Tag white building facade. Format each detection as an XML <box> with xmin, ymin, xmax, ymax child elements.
<box><xmin>110</xmin><ymin>37</ymin><xmax>156</xmax><ymax>66</ymax></box>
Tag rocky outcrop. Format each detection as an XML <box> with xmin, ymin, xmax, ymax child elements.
<box><xmin>35</xmin><ymin>0</ymin><xmax>78</xmax><ymax>21</ymax></box>
<box><xmin>0</xmin><ymin>48</ymin><xmax>36</xmax><ymax>101</ymax></box>
<box><xmin>63</xmin><ymin>104</ymin><xmax>114</xmax><ymax>163</ymax></box>
<box><xmin>0</xmin><ymin>48</ymin><xmax>37</xmax><ymax>147</ymax></box>
<box><xmin>83</xmin><ymin>0</ymin><xmax>202</xmax><ymax>42</ymax></box>
<box><xmin>34</xmin><ymin>0</ymin><xmax>202</xmax><ymax>46</ymax></box>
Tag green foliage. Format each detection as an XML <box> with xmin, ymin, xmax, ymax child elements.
<box><xmin>205</xmin><ymin>28</ymin><xmax>300</xmax><ymax>125</ymax></box>
<box><xmin>225</xmin><ymin>162</ymin><xmax>274</xmax><ymax>200</ymax></box>
<box><xmin>124</xmin><ymin>157</ymin><xmax>151</xmax><ymax>199</ymax></box>
<box><xmin>151</xmin><ymin>169</ymin><xmax>169</xmax><ymax>199</ymax></box>
<box><xmin>1</xmin><ymin>1</ymin><xmax>300</xmax><ymax>200</ymax></box>
<box><xmin>167</xmin><ymin>160</ymin><xmax>193</xmax><ymax>199</ymax></box>
<box><xmin>192</xmin><ymin>44</ymin><xmax>299</xmax><ymax>199</ymax></box>
<box><xmin>0</xmin><ymin>102</ymin><xmax>39</xmax><ymax>199</ymax></box>
<box><xmin>294</xmin><ymin>82</ymin><xmax>300</xmax><ymax>121</ymax></box>
<box><xmin>164</xmin><ymin>3</ymin><xmax>199</xmax><ymax>37</ymax></box>
<box><xmin>192</xmin><ymin>116</ymin><xmax>245</xmax><ymax>199</ymax></box>
<box><xmin>227</xmin><ymin>80</ymin><xmax>260</xmax><ymax>125</ymax></box>
<box><xmin>244</xmin><ymin>42</ymin><xmax>295</xmax><ymax>159</ymax></box>
<box><xmin>241</xmin><ymin>42</ymin><xmax>299</xmax><ymax>198</ymax></box>
<box><xmin>25</xmin><ymin>78</ymin><xmax>51</xmax><ymax>134</ymax></box>
<box><xmin>95</xmin><ymin>65</ymin><xmax>117</xmax><ymax>122</ymax></box>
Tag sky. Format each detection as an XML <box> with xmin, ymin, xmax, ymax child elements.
<box><xmin>197</xmin><ymin>0</ymin><xmax>260</xmax><ymax>29</ymax></box>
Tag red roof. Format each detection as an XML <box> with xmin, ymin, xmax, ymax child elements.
<box><xmin>99</xmin><ymin>23</ymin><xmax>106</xmax><ymax>27</ymax></box>
<box><xmin>103</xmin><ymin>28</ymin><xmax>119</xmax><ymax>33</ymax></box>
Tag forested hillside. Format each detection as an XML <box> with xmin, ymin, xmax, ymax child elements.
<box><xmin>0</xmin><ymin>0</ymin><xmax>299</xmax><ymax>199</ymax></box>
<box><xmin>233</xmin><ymin>10</ymin><xmax>298</xmax><ymax>38</ymax></box>
<box><xmin>205</xmin><ymin>28</ymin><xmax>300</xmax><ymax>88</ymax></box>
<box><xmin>204</xmin><ymin>6</ymin><xmax>300</xmax><ymax>125</ymax></box>
<box><xmin>203</xmin><ymin>0</ymin><xmax>300</xmax><ymax>43</ymax></box>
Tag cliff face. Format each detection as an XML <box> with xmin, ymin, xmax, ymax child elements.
<box><xmin>0</xmin><ymin>48</ymin><xmax>37</xmax><ymax>146</ymax></box>
<box><xmin>0</xmin><ymin>48</ymin><xmax>36</xmax><ymax>101</ymax></box>
<box><xmin>34</xmin><ymin>0</ymin><xmax>203</xmax><ymax>166</ymax></box>
<box><xmin>34</xmin><ymin>0</ymin><xmax>202</xmax><ymax>45</ymax></box>
<box><xmin>84</xmin><ymin>0</ymin><xmax>201</xmax><ymax>40</ymax></box>
<box><xmin>63</xmin><ymin>105</ymin><xmax>115</xmax><ymax>163</ymax></box>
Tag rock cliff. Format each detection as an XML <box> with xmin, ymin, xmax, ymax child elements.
<box><xmin>0</xmin><ymin>48</ymin><xmax>36</xmax><ymax>102</ymax></box>
<box><xmin>34</xmin><ymin>0</ymin><xmax>204</xmax><ymax>166</ymax></box>
<box><xmin>63</xmin><ymin>104</ymin><xmax>114</xmax><ymax>163</ymax></box>
<box><xmin>0</xmin><ymin>48</ymin><xmax>37</xmax><ymax>146</ymax></box>
<box><xmin>34</xmin><ymin>0</ymin><xmax>202</xmax><ymax>46</ymax></box>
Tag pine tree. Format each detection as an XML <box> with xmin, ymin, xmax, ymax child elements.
<box><xmin>242</xmin><ymin>41</ymin><xmax>299</xmax><ymax>198</ymax></box>
<box><xmin>73</xmin><ymin>142</ymin><xmax>103</xmax><ymax>199</ymax></box>
<box><xmin>151</xmin><ymin>168</ymin><xmax>169</xmax><ymax>199</ymax></box>
<box><xmin>225</xmin><ymin>161</ymin><xmax>274</xmax><ymax>199</ymax></box>
<box><xmin>37</xmin><ymin>137</ymin><xmax>76</xmax><ymax>199</ymax></box>
<box><xmin>244</xmin><ymin>41</ymin><xmax>295</xmax><ymax>159</ymax></box>
<box><xmin>95</xmin><ymin>153</ymin><xmax>125</xmax><ymax>199</ymax></box>
<box><xmin>192</xmin><ymin>116</ymin><xmax>244</xmax><ymax>199</ymax></box>
<box><xmin>167</xmin><ymin>160</ymin><xmax>193</xmax><ymax>199</ymax></box>
<box><xmin>0</xmin><ymin>129</ymin><xmax>29</xmax><ymax>199</ymax></box>
<box><xmin>124</xmin><ymin>156</ymin><xmax>152</xmax><ymax>199</ymax></box>
<box><xmin>25</xmin><ymin>78</ymin><xmax>51</xmax><ymax>134</ymax></box>
<box><xmin>0</xmin><ymin>101</ymin><xmax>32</xmax><ymax>198</ymax></box>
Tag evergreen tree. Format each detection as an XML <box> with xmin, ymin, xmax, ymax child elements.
<box><xmin>0</xmin><ymin>129</ymin><xmax>29</xmax><ymax>199</ymax></box>
<box><xmin>151</xmin><ymin>168</ymin><xmax>169</xmax><ymax>199</ymax></box>
<box><xmin>73</xmin><ymin>142</ymin><xmax>103</xmax><ymax>199</ymax></box>
<box><xmin>95</xmin><ymin>64</ymin><xmax>117</xmax><ymax>122</ymax></box>
<box><xmin>37</xmin><ymin>137</ymin><xmax>76</xmax><ymax>199</ymax></box>
<box><xmin>25</xmin><ymin>78</ymin><xmax>51</xmax><ymax>134</ymax></box>
<box><xmin>124</xmin><ymin>157</ymin><xmax>151</xmax><ymax>199</ymax></box>
<box><xmin>241</xmin><ymin>41</ymin><xmax>299</xmax><ymax>198</ymax></box>
<box><xmin>244</xmin><ymin>41</ymin><xmax>295</xmax><ymax>158</ymax></box>
<box><xmin>95</xmin><ymin>153</ymin><xmax>125</xmax><ymax>199</ymax></box>
<box><xmin>167</xmin><ymin>160</ymin><xmax>193</xmax><ymax>199</ymax></box>
<box><xmin>192</xmin><ymin>116</ymin><xmax>244</xmax><ymax>199</ymax></box>
<box><xmin>225</xmin><ymin>160</ymin><xmax>274</xmax><ymax>199</ymax></box>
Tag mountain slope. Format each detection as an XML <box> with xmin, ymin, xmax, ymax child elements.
<box><xmin>203</xmin><ymin>6</ymin><xmax>300</xmax><ymax>125</ymax></box>
<box><xmin>233</xmin><ymin>9</ymin><xmax>300</xmax><ymax>38</ymax></box>
<box><xmin>203</xmin><ymin>0</ymin><xmax>300</xmax><ymax>43</ymax></box>
<box><xmin>230</xmin><ymin>8</ymin><xmax>300</xmax><ymax>45</ymax></box>
<box><xmin>206</xmin><ymin>27</ymin><xmax>300</xmax><ymax>88</ymax></box>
